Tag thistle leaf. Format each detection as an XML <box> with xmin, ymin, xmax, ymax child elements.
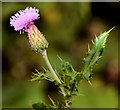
<box><xmin>31</xmin><ymin>69</ymin><xmax>59</xmax><ymax>86</ymax></box>
<box><xmin>58</xmin><ymin>59</ymin><xmax>83</xmax><ymax>98</ymax></box>
<box><xmin>61</xmin><ymin>60</ymin><xmax>76</xmax><ymax>76</ymax></box>
<box><xmin>82</xmin><ymin>27</ymin><xmax>115</xmax><ymax>80</ymax></box>
<box><xmin>59</xmin><ymin>60</ymin><xmax>77</xmax><ymax>85</ymax></box>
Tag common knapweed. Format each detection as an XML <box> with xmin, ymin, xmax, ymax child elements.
<box><xmin>10</xmin><ymin>7</ymin><xmax>48</xmax><ymax>53</ymax></box>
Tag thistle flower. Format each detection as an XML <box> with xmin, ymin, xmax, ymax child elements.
<box><xmin>10</xmin><ymin>7</ymin><xmax>48</xmax><ymax>53</ymax></box>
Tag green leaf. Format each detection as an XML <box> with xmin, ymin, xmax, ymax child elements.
<box><xmin>82</xmin><ymin>27</ymin><xmax>115</xmax><ymax>80</ymax></box>
<box><xmin>31</xmin><ymin>69</ymin><xmax>59</xmax><ymax>86</ymax></box>
<box><xmin>57</xmin><ymin>59</ymin><xmax>83</xmax><ymax>98</ymax></box>
<box><xmin>61</xmin><ymin>60</ymin><xmax>76</xmax><ymax>76</ymax></box>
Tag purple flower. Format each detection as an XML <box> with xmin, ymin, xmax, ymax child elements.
<box><xmin>10</xmin><ymin>7</ymin><xmax>40</xmax><ymax>32</ymax></box>
<box><xmin>10</xmin><ymin>7</ymin><xmax>48</xmax><ymax>53</ymax></box>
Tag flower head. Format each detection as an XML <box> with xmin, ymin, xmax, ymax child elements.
<box><xmin>10</xmin><ymin>7</ymin><xmax>40</xmax><ymax>32</ymax></box>
<box><xmin>10</xmin><ymin>7</ymin><xmax>48</xmax><ymax>54</ymax></box>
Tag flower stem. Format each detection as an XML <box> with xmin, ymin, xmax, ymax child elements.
<box><xmin>42</xmin><ymin>50</ymin><xmax>66</xmax><ymax>97</ymax></box>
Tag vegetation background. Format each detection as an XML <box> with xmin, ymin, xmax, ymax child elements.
<box><xmin>2</xmin><ymin>2</ymin><xmax>119</xmax><ymax>108</ymax></box>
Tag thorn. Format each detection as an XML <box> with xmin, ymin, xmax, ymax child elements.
<box><xmin>91</xmin><ymin>40</ymin><xmax>94</xmax><ymax>44</ymax></box>
<box><xmin>88</xmin><ymin>44</ymin><xmax>90</xmax><ymax>51</ymax></box>
<box><xmin>94</xmin><ymin>34</ymin><xmax>97</xmax><ymax>37</ymax></box>
<box><xmin>107</xmin><ymin>26</ymin><xmax>115</xmax><ymax>33</ymax></box>
<box><xmin>35</xmin><ymin>68</ymin><xmax>39</xmax><ymax>73</ymax></box>
<box><xmin>41</xmin><ymin>66</ymin><xmax>47</xmax><ymax>71</ymax></box>
<box><xmin>57</xmin><ymin>55</ymin><xmax>63</xmax><ymax>62</ymax></box>
<box><xmin>55</xmin><ymin>65</ymin><xmax>57</xmax><ymax>73</ymax></box>
<box><xmin>71</xmin><ymin>65</ymin><xmax>75</xmax><ymax>71</ymax></box>
<box><xmin>60</xmin><ymin>79</ymin><xmax>64</xmax><ymax>83</ymax></box>
<box><xmin>48</xmin><ymin>95</ymin><xmax>56</xmax><ymax>106</ymax></box>
<box><xmin>78</xmin><ymin>93</ymin><xmax>85</xmax><ymax>96</ymax></box>
<box><xmin>88</xmin><ymin>80</ymin><xmax>93</xmax><ymax>88</ymax></box>
<box><xmin>31</xmin><ymin>72</ymin><xmax>35</xmax><ymax>75</ymax></box>
<box><xmin>99</xmin><ymin>56</ymin><xmax>103</xmax><ymax>59</ymax></box>
<box><xmin>58</xmin><ymin>90</ymin><xmax>62</xmax><ymax>94</ymax></box>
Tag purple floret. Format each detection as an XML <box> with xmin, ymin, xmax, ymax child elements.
<box><xmin>10</xmin><ymin>7</ymin><xmax>40</xmax><ymax>31</ymax></box>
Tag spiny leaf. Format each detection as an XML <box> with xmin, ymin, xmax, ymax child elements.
<box><xmin>61</xmin><ymin>60</ymin><xmax>76</xmax><ymax>76</ymax></box>
<box><xmin>31</xmin><ymin>69</ymin><xmax>59</xmax><ymax>86</ymax></box>
<box><xmin>82</xmin><ymin>27</ymin><xmax>115</xmax><ymax>80</ymax></box>
<box><xmin>58</xmin><ymin>59</ymin><xmax>77</xmax><ymax>85</ymax></box>
<box><xmin>57</xmin><ymin>59</ymin><xmax>83</xmax><ymax>98</ymax></box>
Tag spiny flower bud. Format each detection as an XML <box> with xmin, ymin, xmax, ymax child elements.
<box><xmin>27</xmin><ymin>22</ymin><xmax>48</xmax><ymax>53</ymax></box>
<box><xmin>10</xmin><ymin>7</ymin><xmax>48</xmax><ymax>53</ymax></box>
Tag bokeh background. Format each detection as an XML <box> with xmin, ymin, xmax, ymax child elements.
<box><xmin>2</xmin><ymin>2</ymin><xmax>119</xmax><ymax>108</ymax></box>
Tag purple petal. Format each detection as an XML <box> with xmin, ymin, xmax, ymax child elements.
<box><xmin>10</xmin><ymin>7</ymin><xmax>40</xmax><ymax>31</ymax></box>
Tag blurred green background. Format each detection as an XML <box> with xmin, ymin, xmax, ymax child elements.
<box><xmin>2</xmin><ymin>2</ymin><xmax>118</xmax><ymax>108</ymax></box>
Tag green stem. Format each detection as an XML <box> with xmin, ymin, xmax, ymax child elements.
<box><xmin>42</xmin><ymin>50</ymin><xmax>66</xmax><ymax>97</ymax></box>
